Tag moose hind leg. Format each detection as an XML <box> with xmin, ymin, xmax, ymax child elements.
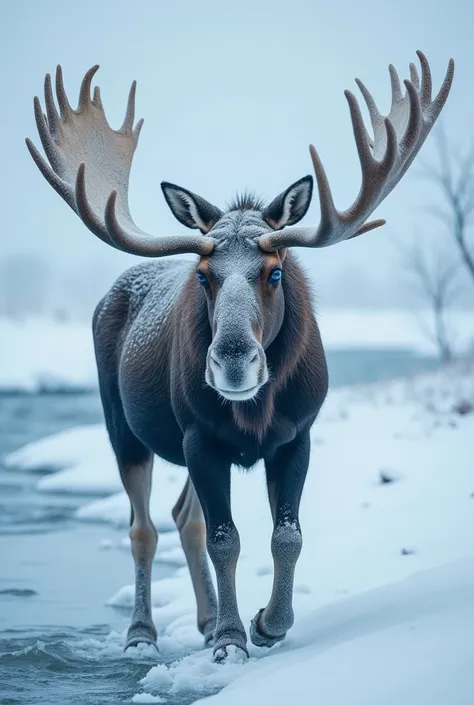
<box><xmin>120</xmin><ymin>456</ymin><xmax>158</xmax><ymax>649</ymax></box>
<box><xmin>93</xmin><ymin>299</ymin><xmax>157</xmax><ymax>649</ymax></box>
<box><xmin>100</xmin><ymin>388</ymin><xmax>158</xmax><ymax>650</ymax></box>
<box><xmin>250</xmin><ymin>432</ymin><xmax>310</xmax><ymax>648</ymax></box>
<box><xmin>172</xmin><ymin>476</ymin><xmax>217</xmax><ymax>646</ymax></box>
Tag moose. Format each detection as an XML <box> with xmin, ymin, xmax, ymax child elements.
<box><xmin>27</xmin><ymin>51</ymin><xmax>453</xmax><ymax>661</ymax></box>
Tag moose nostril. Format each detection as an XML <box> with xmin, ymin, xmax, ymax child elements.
<box><xmin>210</xmin><ymin>351</ymin><xmax>222</xmax><ymax>368</ymax></box>
<box><xmin>250</xmin><ymin>352</ymin><xmax>258</xmax><ymax>364</ymax></box>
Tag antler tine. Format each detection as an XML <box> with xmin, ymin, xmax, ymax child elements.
<box><xmin>92</xmin><ymin>86</ymin><xmax>103</xmax><ymax>109</ymax></box>
<box><xmin>354</xmin><ymin>77</ymin><xmax>380</xmax><ymax>149</ymax></box>
<box><xmin>55</xmin><ymin>65</ymin><xmax>72</xmax><ymax>118</ymax></box>
<box><xmin>409</xmin><ymin>63</ymin><xmax>420</xmax><ymax>92</ymax></box>
<box><xmin>33</xmin><ymin>94</ymin><xmax>63</xmax><ymax>174</ymax></box>
<box><xmin>44</xmin><ymin>73</ymin><xmax>60</xmax><ymax>137</ymax></box>
<box><xmin>382</xmin><ymin>118</ymin><xmax>398</xmax><ymax>173</ymax></box>
<box><xmin>399</xmin><ymin>79</ymin><xmax>422</xmax><ymax>158</ymax></box>
<box><xmin>355</xmin><ymin>77</ymin><xmax>381</xmax><ymax>125</ymax></box>
<box><xmin>121</xmin><ymin>81</ymin><xmax>137</xmax><ymax>133</ymax></box>
<box><xmin>25</xmin><ymin>137</ymin><xmax>75</xmax><ymax>210</ymax></box>
<box><xmin>27</xmin><ymin>65</ymin><xmax>216</xmax><ymax>258</ymax></box>
<box><xmin>309</xmin><ymin>144</ymin><xmax>337</xmax><ymax>228</ymax></box>
<box><xmin>133</xmin><ymin>117</ymin><xmax>144</xmax><ymax>141</ymax></box>
<box><xmin>431</xmin><ymin>56</ymin><xmax>455</xmax><ymax>118</ymax></box>
<box><xmin>416</xmin><ymin>50</ymin><xmax>432</xmax><ymax>105</ymax></box>
<box><xmin>344</xmin><ymin>89</ymin><xmax>378</xmax><ymax>177</ymax></box>
<box><xmin>77</xmin><ymin>65</ymin><xmax>99</xmax><ymax>110</ymax></box>
<box><xmin>388</xmin><ymin>64</ymin><xmax>404</xmax><ymax>103</ymax></box>
<box><xmin>258</xmin><ymin>51</ymin><xmax>454</xmax><ymax>252</ymax></box>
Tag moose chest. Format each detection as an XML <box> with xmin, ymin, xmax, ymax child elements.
<box><xmin>215</xmin><ymin>411</ymin><xmax>299</xmax><ymax>469</ymax></box>
<box><xmin>230</xmin><ymin>445</ymin><xmax>262</xmax><ymax>470</ymax></box>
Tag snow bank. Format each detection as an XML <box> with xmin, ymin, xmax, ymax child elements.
<box><xmin>0</xmin><ymin>317</ymin><xmax>97</xmax><ymax>393</ymax></box>
<box><xmin>2</xmin><ymin>310</ymin><xmax>473</xmax><ymax>392</ymax></box>
<box><xmin>317</xmin><ymin>308</ymin><xmax>474</xmax><ymax>354</ymax></box>
<box><xmin>5</xmin><ymin>425</ymin><xmax>104</xmax><ymax>472</ymax></box>
<box><xmin>76</xmin><ymin>466</ymin><xmax>186</xmax><ymax>531</ymax></box>
<box><xmin>4</xmin><ymin>362</ymin><xmax>474</xmax><ymax>703</ymax></box>
<box><xmin>4</xmin><ymin>425</ymin><xmax>120</xmax><ymax>495</ymax></box>
<box><xmin>189</xmin><ymin>556</ymin><xmax>474</xmax><ymax>705</ymax></box>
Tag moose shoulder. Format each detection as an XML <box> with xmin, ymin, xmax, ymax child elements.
<box><xmin>27</xmin><ymin>52</ymin><xmax>454</xmax><ymax>661</ymax></box>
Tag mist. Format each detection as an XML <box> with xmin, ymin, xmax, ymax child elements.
<box><xmin>2</xmin><ymin>0</ymin><xmax>474</xmax><ymax>317</ymax></box>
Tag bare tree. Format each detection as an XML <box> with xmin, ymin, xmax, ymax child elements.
<box><xmin>419</xmin><ymin>127</ymin><xmax>474</xmax><ymax>285</ymax></box>
<box><xmin>403</xmin><ymin>240</ymin><xmax>461</xmax><ymax>362</ymax></box>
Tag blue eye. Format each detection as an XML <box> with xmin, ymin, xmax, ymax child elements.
<box><xmin>197</xmin><ymin>271</ymin><xmax>209</xmax><ymax>288</ymax></box>
<box><xmin>269</xmin><ymin>268</ymin><xmax>282</xmax><ymax>284</ymax></box>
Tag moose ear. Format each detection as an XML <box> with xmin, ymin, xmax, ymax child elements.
<box><xmin>161</xmin><ymin>182</ymin><xmax>223</xmax><ymax>234</ymax></box>
<box><xmin>262</xmin><ymin>175</ymin><xmax>313</xmax><ymax>230</ymax></box>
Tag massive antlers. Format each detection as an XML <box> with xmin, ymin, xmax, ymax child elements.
<box><xmin>27</xmin><ymin>53</ymin><xmax>454</xmax><ymax>257</ymax></box>
<box><xmin>258</xmin><ymin>51</ymin><xmax>455</xmax><ymax>252</ymax></box>
<box><xmin>26</xmin><ymin>66</ymin><xmax>215</xmax><ymax>257</ymax></box>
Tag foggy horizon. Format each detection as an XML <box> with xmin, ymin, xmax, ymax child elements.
<box><xmin>2</xmin><ymin>0</ymin><xmax>474</xmax><ymax>317</ymax></box>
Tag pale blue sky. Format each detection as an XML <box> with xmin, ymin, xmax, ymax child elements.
<box><xmin>2</xmin><ymin>0</ymin><xmax>474</xmax><ymax>313</ymax></box>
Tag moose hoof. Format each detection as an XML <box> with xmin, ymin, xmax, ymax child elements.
<box><xmin>250</xmin><ymin>609</ymin><xmax>286</xmax><ymax>648</ymax></box>
<box><xmin>213</xmin><ymin>643</ymin><xmax>249</xmax><ymax>663</ymax></box>
<box><xmin>213</xmin><ymin>633</ymin><xmax>249</xmax><ymax>663</ymax></box>
<box><xmin>124</xmin><ymin>622</ymin><xmax>158</xmax><ymax>652</ymax></box>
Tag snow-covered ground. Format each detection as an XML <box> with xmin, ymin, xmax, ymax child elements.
<box><xmin>4</xmin><ymin>361</ymin><xmax>474</xmax><ymax>703</ymax></box>
<box><xmin>192</xmin><ymin>555</ymin><xmax>474</xmax><ymax>705</ymax></box>
<box><xmin>0</xmin><ymin>317</ymin><xmax>97</xmax><ymax>392</ymax></box>
<box><xmin>2</xmin><ymin>310</ymin><xmax>474</xmax><ymax>392</ymax></box>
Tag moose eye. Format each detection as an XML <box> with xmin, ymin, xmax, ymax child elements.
<box><xmin>197</xmin><ymin>271</ymin><xmax>209</xmax><ymax>289</ymax></box>
<box><xmin>268</xmin><ymin>268</ymin><xmax>282</xmax><ymax>284</ymax></box>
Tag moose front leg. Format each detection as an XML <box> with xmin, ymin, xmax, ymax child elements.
<box><xmin>250</xmin><ymin>431</ymin><xmax>310</xmax><ymax>647</ymax></box>
<box><xmin>183</xmin><ymin>426</ymin><xmax>247</xmax><ymax>661</ymax></box>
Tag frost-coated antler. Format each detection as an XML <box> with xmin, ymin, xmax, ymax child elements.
<box><xmin>26</xmin><ymin>66</ymin><xmax>215</xmax><ymax>257</ymax></box>
<box><xmin>259</xmin><ymin>51</ymin><xmax>455</xmax><ymax>252</ymax></box>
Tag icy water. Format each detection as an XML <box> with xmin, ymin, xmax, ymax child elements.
<box><xmin>0</xmin><ymin>348</ymin><xmax>439</xmax><ymax>705</ymax></box>
<box><xmin>0</xmin><ymin>395</ymin><xmax>172</xmax><ymax>705</ymax></box>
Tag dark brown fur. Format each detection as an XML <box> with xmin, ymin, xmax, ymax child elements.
<box><xmin>92</xmin><ymin>193</ymin><xmax>328</xmax><ymax>657</ymax></box>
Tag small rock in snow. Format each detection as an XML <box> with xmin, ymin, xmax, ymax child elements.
<box><xmin>400</xmin><ymin>547</ymin><xmax>416</xmax><ymax>556</ymax></box>
<box><xmin>452</xmin><ymin>400</ymin><xmax>473</xmax><ymax>416</ymax></box>
<box><xmin>378</xmin><ymin>469</ymin><xmax>403</xmax><ymax>485</ymax></box>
